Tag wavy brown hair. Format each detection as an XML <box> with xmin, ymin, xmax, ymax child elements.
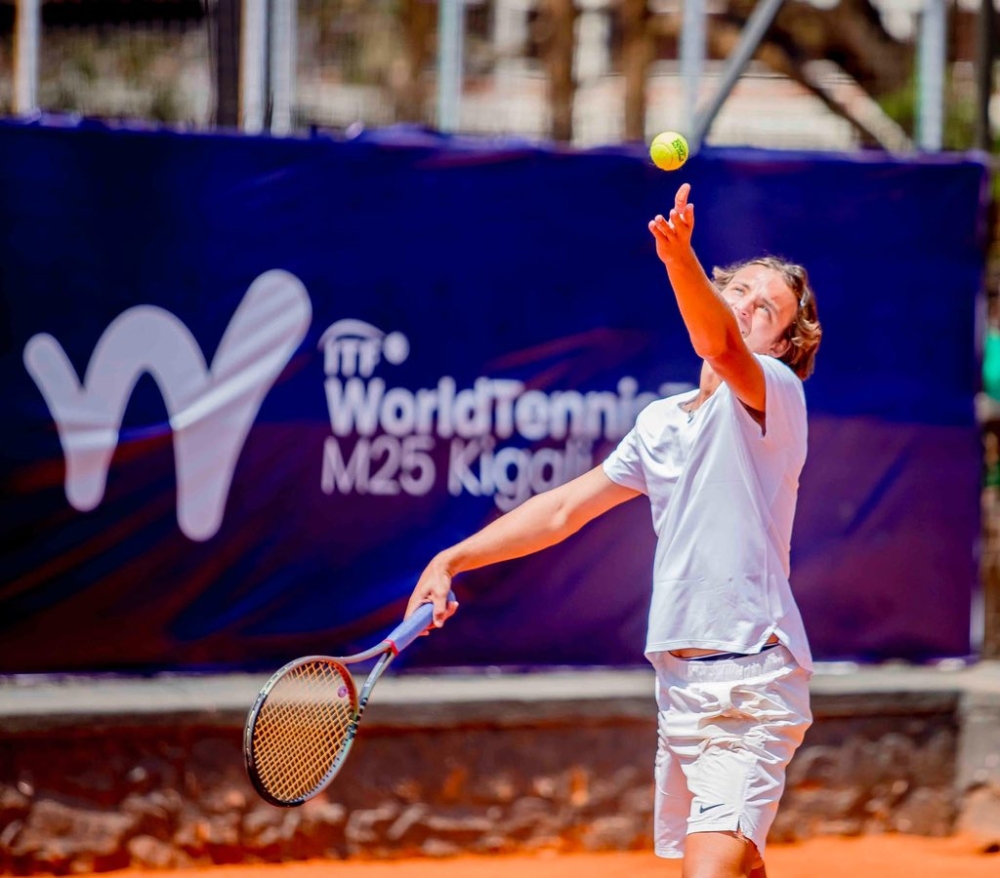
<box><xmin>712</xmin><ymin>256</ymin><xmax>822</xmax><ymax>380</ymax></box>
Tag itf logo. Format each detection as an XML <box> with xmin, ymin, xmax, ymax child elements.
<box><xmin>23</xmin><ymin>270</ymin><xmax>312</xmax><ymax>541</ymax></box>
<box><xmin>318</xmin><ymin>319</ymin><xmax>409</xmax><ymax>378</ymax></box>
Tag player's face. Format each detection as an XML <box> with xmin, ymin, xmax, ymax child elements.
<box><xmin>720</xmin><ymin>266</ymin><xmax>798</xmax><ymax>357</ymax></box>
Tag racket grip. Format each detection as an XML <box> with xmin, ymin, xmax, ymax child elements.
<box><xmin>386</xmin><ymin>591</ymin><xmax>456</xmax><ymax>654</ymax></box>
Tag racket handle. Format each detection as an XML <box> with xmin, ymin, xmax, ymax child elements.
<box><xmin>385</xmin><ymin>591</ymin><xmax>456</xmax><ymax>655</ymax></box>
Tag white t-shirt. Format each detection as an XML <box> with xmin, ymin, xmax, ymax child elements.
<box><xmin>602</xmin><ymin>355</ymin><xmax>813</xmax><ymax>672</ymax></box>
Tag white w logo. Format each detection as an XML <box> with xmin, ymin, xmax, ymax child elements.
<box><xmin>23</xmin><ymin>269</ymin><xmax>312</xmax><ymax>541</ymax></box>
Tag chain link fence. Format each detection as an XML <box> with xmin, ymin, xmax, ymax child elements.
<box><xmin>0</xmin><ymin>0</ymin><xmax>211</xmax><ymax>126</ymax></box>
<box><xmin>296</xmin><ymin>0</ymin><xmax>422</xmax><ymax>131</ymax></box>
<box><xmin>285</xmin><ymin>0</ymin><xmax>860</xmax><ymax>147</ymax></box>
<box><xmin>0</xmin><ymin>2</ymin><xmax>988</xmax><ymax>150</ymax></box>
<box><xmin>293</xmin><ymin>0</ymin><xmax>551</xmax><ymax>138</ymax></box>
<box><xmin>38</xmin><ymin>1</ymin><xmax>211</xmax><ymax>126</ymax></box>
<box><xmin>0</xmin><ymin>0</ymin><xmax>878</xmax><ymax>148</ymax></box>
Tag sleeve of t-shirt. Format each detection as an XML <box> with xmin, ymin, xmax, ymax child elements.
<box><xmin>602</xmin><ymin>422</ymin><xmax>649</xmax><ymax>495</ymax></box>
<box><xmin>754</xmin><ymin>355</ymin><xmax>807</xmax><ymax>446</ymax></box>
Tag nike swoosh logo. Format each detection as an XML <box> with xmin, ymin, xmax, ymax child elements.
<box><xmin>699</xmin><ymin>803</ymin><xmax>725</xmax><ymax>813</ymax></box>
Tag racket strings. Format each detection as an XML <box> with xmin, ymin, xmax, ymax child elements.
<box><xmin>251</xmin><ymin>660</ymin><xmax>357</xmax><ymax>803</ymax></box>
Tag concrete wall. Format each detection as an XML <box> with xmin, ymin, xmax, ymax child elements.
<box><xmin>1</xmin><ymin>665</ymin><xmax>998</xmax><ymax>873</ymax></box>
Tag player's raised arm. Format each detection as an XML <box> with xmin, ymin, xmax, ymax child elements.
<box><xmin>405</xmin><ymin>466</ymin><xmax>640</xmax><ymax>627</ymax></box>
<box><xmin>648</xmin><ymin>183</ymin><xmax>767</xmax><ymax>413</ymax></box>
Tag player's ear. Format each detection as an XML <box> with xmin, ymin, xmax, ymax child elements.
<box><xmin>769</xmin><ymin>335</ymin><xmax>791</xmax><ymax>358</ymax></box>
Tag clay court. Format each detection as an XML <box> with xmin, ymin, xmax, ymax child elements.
<box><xmin>88</xmin><ymin>836</ymin><xmax>1000</xmax><ymax>878</ymax></box>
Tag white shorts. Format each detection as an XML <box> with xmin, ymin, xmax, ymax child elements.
<box><xmin>648</xmin><ymin>645</ymin><xmax>812</xmax><ymax>860</ymax></box>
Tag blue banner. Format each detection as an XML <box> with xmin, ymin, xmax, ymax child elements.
<box><xmin>0</xmin><ymin>120</ymin><xmax>987</xmax><ymax>672</ymax></box>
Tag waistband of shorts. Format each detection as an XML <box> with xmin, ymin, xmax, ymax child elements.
<box><xmin>649</xmin><ymin>643</ymin><xmax>795</xmax><ymax>683</ymax></box>
<box><xmin>682</xmin><ymin>640</ymin><xmax>781</xmax><ymax>663</ymax></box>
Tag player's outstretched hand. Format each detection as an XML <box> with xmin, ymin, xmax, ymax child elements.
<box><xmin>649</xmin><ymin>182</ymin><xmax>695</xmax><ymax>266</ymax></box>
<box><xmin>405</xmin><ymin>557</ymin><xmax>460</xmax><ymax>631</ymax></box>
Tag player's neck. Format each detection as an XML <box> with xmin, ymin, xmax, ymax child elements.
<box><xmin>697</xmin><ymin>362</ymin><xmax>722</xmax><ymax>400</ymax></box>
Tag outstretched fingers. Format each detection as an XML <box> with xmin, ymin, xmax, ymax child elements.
<box><xmin>673</xmin><ymin>183</ymin><xmax>694</xmax><ymax>229</ymax></box>
<box><xmin>649</xmin><ymin>213</ymin><xmax>675</xmax><ymax>239</ymax></box>
<box><xmin>675</xmin><ymin>182</ymin><xmax>691</xmax><ymax>212</ymax></box>
<box><xmin>649</xmin><ymin>183</ymin><xmax>694</xmax><ymax>238</ymax></box>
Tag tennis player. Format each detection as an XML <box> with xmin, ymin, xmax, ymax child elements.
<box><xmin>406</xmin><ymin>182</ymin><xmax>822</xmax><ymax>878</ymax></box>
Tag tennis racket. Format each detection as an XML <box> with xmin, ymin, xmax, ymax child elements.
<box><xmin>244</xmin><ymin>596</ymin><xmax>450</xmax><ymax>807</ymax></box>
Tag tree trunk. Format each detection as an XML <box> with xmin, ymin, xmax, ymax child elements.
<box><xmin>212</xmin><ymin>0</ymin><xmax>241</xmax><ymax>128</ymax></box>
<box><xmin>395</xmin><ymin>0</ymin><xmax>434</xmax><ymax>124</ymax></box>
<box><xmin>975</xmin><ymin>0</ymin><xmax>995</xmax><ymax>150</ymax></box>
<box><xmin>621</xmin><ymin>0</ymin><xmax>652</xmax><ymax>143</ymax></box>
<box><xmin>539</xmin><ymin>0</ymin><xmax>577</xmax><ymax>142</ymax></box>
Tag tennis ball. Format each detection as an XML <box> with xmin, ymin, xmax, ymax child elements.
<box><xmin>650</xmin><ymin>131</ymin><xmax>689</xmax><ymax>172</ymax></box>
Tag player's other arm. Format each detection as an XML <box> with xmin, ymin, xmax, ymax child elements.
<box><xmin>648</xmin><ymin>183</ymin><xmax>766</xmax><ymax>412</ymax></box>
<box><xmin>405</xmin><ymin>466</ymin><xmax>640</xmax><ymax>627</ymax></box>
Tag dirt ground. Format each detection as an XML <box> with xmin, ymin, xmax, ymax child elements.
<box><xmin>90</xmin><ymin>835</ymin><xmax>1000</xmax><ymax>878</ymax></box>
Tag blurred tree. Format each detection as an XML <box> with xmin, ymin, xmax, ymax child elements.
<box><xmin>877</xmin><ymin>74</ymin><xmax>988</xmax><ymax>151</ymax></box>
<box><xmin>538</xmin><ymin>0</ymin><xmax>577</xmax><ymax>142</ymax></box>
<box><xmin>213</xmin><ymin>0</ymin><xmax>240</xmax><ymax>127</ymax></box>
<box><xmin>761</xmin><ymin>0</ymin><xmax>913</xmax><ymax>96</ymax></box>
<box><xmin>645</xmin><ymin>0</ymin><xmax>918</xmax><ymax>149</ymax></box>
<box><xmin>394</xmin><ymin>0</ymin><xmax>435</xmax><ymax>123</ymax></box>
<box><xmin>621</xmin><ymin>0</ymin><xmax>653</xmax><ymax>142</ymax></box>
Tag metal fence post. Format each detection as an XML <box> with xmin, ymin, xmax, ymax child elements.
<box><xmin>917</xmin><ymin>0</ymin><xmax>946</xmax><ymax>151</ymax></box>
<box><xmin>270</xmin><ymin>0</ymin><xmax>296</xmax><ymax>135</ymax></box>
<box><xmin>680</xmin><ymin>0</ymin><xmax>706</xmax><ymax>140</ymax></box>
<box><xmin>13</xmin><ymin>0</ymin><xmax>40</xmax><ymax>116</ymax></box>
<box><xmin>241</xmin><ymin>0</ymin><xmax>268</xmax><ymax>133</ymax></box>
<box><xmin>437</xmin><ymin>0</ymin><xmax>465</xmax><ymax>132</ymax></box>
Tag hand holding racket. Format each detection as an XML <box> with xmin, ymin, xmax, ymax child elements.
<box><xmin>244</xmin><ymin>594</ymin><xmax>454</xmax><ymax>807</ymax></box>
<box><xmin>405</xmin><ymin>559</ymin><xmax>460</xmax><ymax>631</ymax></box>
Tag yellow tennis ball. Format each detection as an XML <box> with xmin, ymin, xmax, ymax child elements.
<box><xmin>650</xmin><ymin>132</ymin><xmax>689</xmax><ymax>171</ymax></box>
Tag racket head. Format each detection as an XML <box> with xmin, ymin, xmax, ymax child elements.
<box><xmin>244</xmin><ymin>656</ymin><xmax>360</xmax><ymax>807</ymax></box>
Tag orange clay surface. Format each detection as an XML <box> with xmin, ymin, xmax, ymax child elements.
<box><xmin>94</xmin><ymin>836</ymin><xmax>999</xmax><ymax>878</ymax></box>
